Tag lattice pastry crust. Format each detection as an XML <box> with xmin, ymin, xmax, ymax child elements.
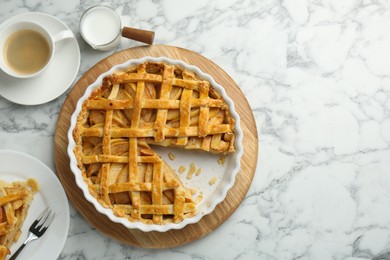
<box><xmin>0</xmin><ymin>179</ymin><xmax>38</xmax><ymax>259</ymax></box>
<box><xmin>73</xmin><ymin>61</ymin><xmax>236</xmax><ymax>225</ymax></box>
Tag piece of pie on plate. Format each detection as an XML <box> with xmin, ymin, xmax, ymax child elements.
<box><xmin>0</xmin><ymin>179</ymin><xmax>39</xmax><ymax>259</ymax></box>
<box><xmin>72</xmin><ymin>61</ymin><xmax>236</xmax><ymax>225</ymax></box>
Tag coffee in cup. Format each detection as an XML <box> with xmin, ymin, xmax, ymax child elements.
<box><xmin>5</xmin><ymin>29</ymin><xmax>50</xmax><ymax>75</ymax></box>
<box><xmin>0</xmin><ymin>21</ymin><xmax>74</xmax><ymax>79</ymax></box>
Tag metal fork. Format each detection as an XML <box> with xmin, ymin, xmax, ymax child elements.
<box><xmin>9</xmin><ymin>207</ymin><xmax>55</xmax><ymax>260</ymax></box>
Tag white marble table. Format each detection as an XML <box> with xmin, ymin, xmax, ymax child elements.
<box><xmin>1</xmin><ymin>0</ymin><xmax>390</xmax><ymax>259</ymax></box>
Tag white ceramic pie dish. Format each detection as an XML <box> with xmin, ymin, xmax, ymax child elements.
<box><xmin>67</xmin><ymin>56</ymin><xmax>243</xmax><ymax>232</ymax></box>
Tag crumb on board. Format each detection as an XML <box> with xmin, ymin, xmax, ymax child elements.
<box><xmin>178</xmin><ymin>166</ymin><xmax>186</xmax><ymax>174</ymax></box>
<box><xmin>218</xmin><ymin>155</ymin><xmax>226</xmax><ymax>166</ymax></box>
<box><xmin>168</xmin><ymin>152</ymin><xmax>176</xmax><ymax>161</ymax></box>
<box><xmin>195</xmin><ymin>168</ymin><xmax>202</xmax><ymax>176</ymax></box>
<box><xmin>209</xmin><ymin>176</ymin><xmax>218</xmax><ymax>186</ymax></box>
<box><xmin>186</xmin><ymin>163</ymin><xmax>196</xmax><ymax>179</ymax></box>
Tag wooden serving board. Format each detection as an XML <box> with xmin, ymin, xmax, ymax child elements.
<box><xmin>54</xmin><ymin>45</ymin><xmax>258</xmax><ymax>248</ymax></box>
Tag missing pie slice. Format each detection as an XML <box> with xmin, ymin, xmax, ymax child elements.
<box><xmin>73</xmin><ymin>61</ymin><xmax>236</xmax><ymax>225</ymax></box>
<box><xmin>0</xmin><ymin>179</ymin><xmax>38</xmax><ymax>259</ymax></box>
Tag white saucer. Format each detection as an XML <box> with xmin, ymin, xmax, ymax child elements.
<box><xmin>0</xmin><ymin>12</ymin><xmax>80</xmax><ymax>105</ymax></box>
<box><xmin>0</xmin><ymin>150</ymin><xmax>69</xmax><ymax>260</ymax></box>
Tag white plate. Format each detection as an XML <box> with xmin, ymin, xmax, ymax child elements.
<box><xmin>0</xmin><ymin>12</ymin><xmax>80</xmax><ymax>105</ymax></box>
<box><xmin>67</xmin><ymin>57</ymin><xmax>244</xmax><ymax>232</ymax></box>
<box><xmin>0</xmin><ymin>150</ymin><xmax>69</xmax><ymax>260</ymax></box>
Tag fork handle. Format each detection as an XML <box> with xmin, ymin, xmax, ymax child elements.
<box><xmin>9</xmin><ymin>243</ymin><xmax>26</xmax><ymax>260</ymax></box>
<box><xmin>9</xmin><ymin>233</ymin><xmax>37</xmax><ymax>260</ymax></box>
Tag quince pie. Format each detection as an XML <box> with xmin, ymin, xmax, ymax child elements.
<box><xmin>73</xmin><ymin>61</ymin><xmax>236</xmax><ymax>225</ymax></box>
<box><xmin>0</xmin><ymin>179</ymin><xmax>38</xmax><ymax>259</ymax></box>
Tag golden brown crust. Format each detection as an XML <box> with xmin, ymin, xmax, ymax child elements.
<box><xmin>0</xmin><ymin>245</ymin><xmax>9</xmax><ymax>260</ymax></box>
<box><xmin>73</xmin><ymin>61</ymin><xmax>236</xmax><ymax>225</ymax></box>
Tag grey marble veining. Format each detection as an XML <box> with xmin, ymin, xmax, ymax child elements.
<box><xmin>1</xmin><ymin>0</ymin><xmax>390</xmax><ymax>259</ymax></box>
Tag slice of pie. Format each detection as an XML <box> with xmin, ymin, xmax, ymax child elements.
<box><xmin>0</xmin><ymin>179</ymin><xmax>39</xmax><ymax>259</ymax></box>
<box><xmin>73</xmin><ymin>61</ymin><xmax>236</xmax><ymax>225</ymax></box>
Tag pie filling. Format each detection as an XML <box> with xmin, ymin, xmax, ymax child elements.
<box><xmin>73</xmin><ymin>61</ymin><xmax>236</xmax><ymax>225</ymax></box>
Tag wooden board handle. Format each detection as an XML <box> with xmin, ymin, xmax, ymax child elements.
<box><xmin>122</xmin><ymin>27</ymin><xmax>155</xmax><ymax>45</ymax></box>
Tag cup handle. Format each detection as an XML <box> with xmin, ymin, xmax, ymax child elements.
<box><xmin>52</xmin><ymin>30</ymin><xmax>74</xmax><ymax>43</ymax></box>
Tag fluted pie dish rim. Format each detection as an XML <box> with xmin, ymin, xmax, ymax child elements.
<box><xmin>67</xmin><ymin>56</ymin><xmax>243</xmax><ymax>232</ymax></box>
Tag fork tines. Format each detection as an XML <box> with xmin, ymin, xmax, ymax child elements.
<box><xmin>31</xmin><ymin>207</ymin><xmax>55</xmax><ymax>233</ymax></box>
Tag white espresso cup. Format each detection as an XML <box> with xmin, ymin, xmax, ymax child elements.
<box><xmin>0</xmin><ymin>21</ymin><xmax>74</xmax><ymax>79</ymax></box>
